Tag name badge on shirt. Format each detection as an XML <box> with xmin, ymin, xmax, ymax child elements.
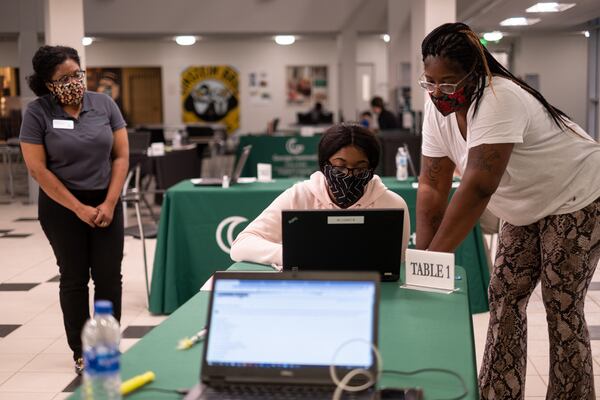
<box><xmin>53</xmin><ymin>119</ymin><xmax>74</xmax><ymax>129</ymax></box>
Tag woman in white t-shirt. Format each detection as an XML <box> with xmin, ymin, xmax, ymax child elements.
<box><xmin>416</xmin><ymin>22</ymin><xmax>600</xmax><ymax>399</ymax></box>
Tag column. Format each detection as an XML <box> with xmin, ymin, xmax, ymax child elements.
<box><xmin>387</xmin><ymin>0</ymin><xmax>411</xmax><ymax>113</ymax></box>
<box><xmin>410</xmin><ymin>0</ymin><xmax>456</xmax><ymax>114</ymax></box>
<box><xmin>337</xmin><ymin>27</ymin><xmax>358</xmax><ymax>122</ymax></box>
<box><xmin>44</xmin><ymin>0</ymin><xmax>86</xmax><ymax>68</ymax></box>
<box><xmin>19</xmin><ymin>0</ymin><xmax>40</xmax><ymax>203</ymax></box>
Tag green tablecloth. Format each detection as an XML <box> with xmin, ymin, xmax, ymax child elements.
<box><xmin>238</xmin><ymin>135</ymin><xmax>321</xmax><ymax>178</ymax></box>
<box><xmin>150</xmin><ymin>177</ymin><xmax>490</xmax><ymax>314</ymax></box>
<box><xmin>72</xmin><ymin>263</ymin><xmax>479</xmax><ymax>400</ymax></box>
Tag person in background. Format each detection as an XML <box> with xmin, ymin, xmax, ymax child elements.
<box><xmin>370</xmin><ymin>96</ymin><xmax>399</xmax><ymax>130</ymax></box>
<box><xmin>230</xmin><ymin>123</ymin><xmax>410</xmax><ymax>266</ymax></box>
<box><xmin>309</xmin><ymin>101</ymin><xmax>326</xmax><ymax>123</ymax></box>
<box><xmin>19</xmin><ymin>45</ymin><xmax>129</xmax><ymax>375</ymax></box>
<box><xmin>359</xmin><ymin>110</ymin><xmax>373</xmax><ymax>129</ymax></box>
<box><xmin>416</xmin><ymin>22</ymin><xmax>600</xmax><ymax>399</ymax></box>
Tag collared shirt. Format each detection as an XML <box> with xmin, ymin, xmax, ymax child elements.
<box><xmin>20</xmin><ymin>91</ymin><xmax>126</xmax><ymax>190</ymax></box>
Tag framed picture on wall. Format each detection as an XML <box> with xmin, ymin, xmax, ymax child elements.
<box><xmin>286</xmin><ymin>65</ymin><xmax>328</xmax><ymax>106</ymax></box>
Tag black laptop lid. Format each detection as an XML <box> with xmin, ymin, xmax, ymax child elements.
<box><xmin>200</xmin><ymin>271</ymin><xmax>379</xmax><ymax>385</ymax></box>
<box><xmin>281</xmin><ymin>209</ymin><xmax>404</xmax><ymax>281</ymax></box>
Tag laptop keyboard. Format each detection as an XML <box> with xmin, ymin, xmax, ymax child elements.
<box><xmin>201</xmin><ymin>384</ymin><xmax>372</xmax><ymax>399</ymax></box>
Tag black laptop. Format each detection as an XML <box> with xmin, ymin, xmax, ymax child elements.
<box><xmin>191</xmin><ymin>144</ymin><xmax>252</xmax><ymax>186</ymax></box>
<box><xmin>184</xmin><ymin>271</ymin><xmax>380</xmax><ymax>400</ymax></box>
<box><xmin>282</xmin><ymin>209</ymin><xmax>404</xmax><ymax>281</ymax></box>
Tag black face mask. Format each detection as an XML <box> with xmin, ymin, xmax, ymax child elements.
<box><xmin>323</xmin><ymin>164</ymin><xmax>374</xmax><ymax>209</ymax></box>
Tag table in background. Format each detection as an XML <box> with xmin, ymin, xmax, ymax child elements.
<box><xmin>237</xmin><ymin>135</ymin><xmax>321</xmax><ymax>178</ymax></box>
<box><xmin>73</xmin><ymin>262</ymin><xmax>479</xmax><ymax>400</ymax></box>
<box><xmin>149</xmin><ymin>177</ymin><xmax>490</xmax><ymax>314</ymax></box>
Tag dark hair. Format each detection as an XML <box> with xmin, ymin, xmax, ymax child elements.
<box><xmin>314</xmin><ymin>102</ymin><xmax>323</xmax><ymax>111</ymax></box>
<box><xmin>421</xmin><ymin>22</ymin><xmax>570</xmax><ymax>129</ymax></box>
<box><xmin>370</xmin><ymin>96</ymin><xmax>384</xmax><ymax>109</ymax></box>
<box><xmin>318</xmin><ymin>123</ymin><xmax>380</xmax><ymax>170</ymax></box>
<box><xmin>360</xmin><ymin>111</ymin><xmax>372</xmax><ymax>118</ymax></box>
<box><xmin>27</xmin><ymin>45</ymin><xmax>81</xmax><ymax>96</ymax></box>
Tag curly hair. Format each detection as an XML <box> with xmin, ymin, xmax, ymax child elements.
<box><xmin>318</xmin><ymin>123</ymin><xmax>380</xmax><ymax>170</ymax></box>
<box><xmin>27</xmin><ymin>45</ymin><xmax>80</xmax><ymax>96</ymax></box>
<box><xmin>422</xmin><ymin>22</ymin><xmax>570</xmax><ymax>128</ymax></box>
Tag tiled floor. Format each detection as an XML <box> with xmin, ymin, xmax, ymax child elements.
<box><xmin>0</xmin><ymin>197</ymin><xmax>165</xmax><ymax>400</ymax></box>
<box><xmin>1</xmin><ymin>192</ymin><xmax>600</xmax><ymax>399</ymax></box>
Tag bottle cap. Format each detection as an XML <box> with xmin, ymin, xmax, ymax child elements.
<box><xmin>95</xmin><ymin>300</ymin><xmax>113</xmax><ymax>315</ymax></box>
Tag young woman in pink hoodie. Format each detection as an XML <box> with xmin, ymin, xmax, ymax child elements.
<box><xmin>230</xmin><ymin>123</ymin><xmax>410</xmax><ymax>267</ymax></box>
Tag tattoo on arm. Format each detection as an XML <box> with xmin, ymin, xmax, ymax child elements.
<box><xmin>427</xmin><ymin>158</ymin><xmax>442</xmax><ymax>183</ymax></box>
<box><xmin>472</xmin><ymin>147</ymin><xmax>500</xmax><ymax>172</ymax></box>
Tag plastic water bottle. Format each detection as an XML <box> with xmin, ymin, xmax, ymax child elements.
<box><xmin>82</xmin><ymin>300</ymin><xmax>122</xmax><ymax>400</ymax></box>
<box><xmin>396</xmin><ymin>147</ymin><xmax>408</xmax><ymax>181</ymax></box>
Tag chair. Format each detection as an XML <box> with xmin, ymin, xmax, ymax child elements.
<box><xmin>121</xmin><ymin>163</ymin><xmax>155</xmax><ymax>307</ymax></box>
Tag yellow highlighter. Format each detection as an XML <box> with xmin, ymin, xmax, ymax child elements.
<box><xmin>120</xmin><ymin>371</ymin><xmax>155</xmax><ymax>396</ymax></box>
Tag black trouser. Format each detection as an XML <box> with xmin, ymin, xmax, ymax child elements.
<box><xmin>38</xmin><ymin>188</ymin><xmax>123</xmax><ymax>360</ymax></box>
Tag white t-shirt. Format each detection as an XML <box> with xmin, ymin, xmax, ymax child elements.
<box><xmin>422</xmin><ymin>76</ymin><xmax>600</xmax><ymax>226</ymax></box>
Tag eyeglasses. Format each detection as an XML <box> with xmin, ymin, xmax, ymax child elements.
<box><xmin>51</xmin><ymin>70</ymin><xmax>86</xmax><ymax>85</ymax></box>
<box><xmin>328</xmin><ymin>164</ymin><xmax>373</xmax><ymax>179</ymax></box>
<box><xmin>418</xmin><ymin>69</ymin><xmax>473</xmax><ymax>95</ymax></box>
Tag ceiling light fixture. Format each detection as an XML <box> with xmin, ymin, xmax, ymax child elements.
<box><xmin>175</xmin><ymin>36</ymin><xmax>197</xmax><ymax>46</ymax></box>
<box><xmin>483</xmin><ymin>31</ymin><xmax>503</xmax><ymax>42</ymax></box>
<box><xmin>81</xmin><ymin>37</ymin><xmax>93</xmax><ymax>46</ymax></box>
<box><xmin>500</xmin><ymin>17</ymin><xmax>541</xmax><ymax>26</ymax></box>
<box><xmin>583</xmin><ymin>31</ymin><xmax>590</xmax><ymax>38</ymax></box>
<box><xmin>274</xmin><ymin>35</ymin><xmax>295</xmax><ymax>45</ymax></box>
<box><xmin>526</xmin><ymin>2</ymin><xmax>575</xmax><ymax>13</ymax></box>
<box><xmin>382</xmin><ymin>34</ymin><xmax>391</xmax><ymax>43</ymax></box>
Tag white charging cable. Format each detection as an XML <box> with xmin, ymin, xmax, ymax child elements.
<box><xmin>329</xmin><ymin>339</ymin><xmax>383</xmax><ymax>400</ymax></box>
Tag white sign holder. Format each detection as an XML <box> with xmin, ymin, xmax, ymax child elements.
<box><xmin>401</xmin><ymin>249</ymin><xmax>457</xmax><ymax>294</ymax></box>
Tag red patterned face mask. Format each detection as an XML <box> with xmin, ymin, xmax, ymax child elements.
<box><xmin>429</xmin><ymin>86</ymin><xmax>469</xmax><ymax>116</ymax></box>
<box><xmin>48</xmin><ymin>79</ymin><xmax>85</xmax><ymax>105</ymax></box>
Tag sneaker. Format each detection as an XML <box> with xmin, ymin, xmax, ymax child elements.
<box><xmin>74</xmin><ymin>357</ymin><xmax>84</xmax><ymax>375</ymax></box>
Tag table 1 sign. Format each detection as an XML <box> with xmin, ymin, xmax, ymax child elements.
<box><xmin>401</xmin><ymin>249</ymin><xmax>456</xmax><ymax>294</ymax></box>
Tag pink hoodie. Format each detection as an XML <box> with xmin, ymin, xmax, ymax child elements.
<box><xmin>230</xmin><ymin>171</ymin><xmax>411</xmax><ymax>267</ymax></box>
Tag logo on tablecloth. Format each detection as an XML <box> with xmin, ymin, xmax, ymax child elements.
<box><xmin>216</xmin><ymin>216</ymin><xmax>248</xmax><ymax>253</ymax></box>
<box><xmin>285</xmin><ymin>138</ymin><xmax>305</xmax><ymax>155</ymax></box>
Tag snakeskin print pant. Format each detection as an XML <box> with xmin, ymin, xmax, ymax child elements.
<box><xmin>479</xmin><ymin>197</ymin><xmax>600</xmax><ymax>400</ymax></box>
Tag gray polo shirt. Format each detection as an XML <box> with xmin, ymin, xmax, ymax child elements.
<box><xmin>20</xmin><ymin>91</ymin><xmax>126</xmax><ymax>190</ymax></box>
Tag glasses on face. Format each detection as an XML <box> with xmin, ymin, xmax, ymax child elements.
<box><xmin>329</xmin><ymin>164</ymin><xmax>372</xmax><ymax>179</ymax></box>
<box><xmin>418</xmin><ymin>69</ymin><xmax>473</xmax><ymax>95</ymax></box>
<box><xmin>51</xmin><ymin>70</ymin><xmax>86</xmax><ymax>85</ymax></box>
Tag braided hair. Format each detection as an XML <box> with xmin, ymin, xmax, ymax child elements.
<box><xmin>421</xmin><ymin>22</ymin><xmax>570</xmax><ymax>129</ymax></box>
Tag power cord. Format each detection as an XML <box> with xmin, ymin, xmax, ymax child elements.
<box><xmin>328</xmin><ymin>340</ymin><xmax>468</xmax><ymax>400</ymax></box>
<box><xmin>381</xmin><ymin>368</ymin><xmax>468</xmax><ymax>400</ymax></box>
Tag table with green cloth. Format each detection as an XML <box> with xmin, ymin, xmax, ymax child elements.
<box><xmin>72</xmin><ymin>262</ymin><xmax>479</xmax><ymax>400</ymax></box>
<box><xmin>149</xmin><ymin>177</ymin><xmax>490</xmax><ymax>314</ymax></box>
<box><xmin>238</xmin><ymin>135</ymin><xmax>322</xmax><ymax>178</ymax></box>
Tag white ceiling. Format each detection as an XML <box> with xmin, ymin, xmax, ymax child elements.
<box><xmin>0</xmin><ymin>0</ymin><xmax>598</xmax><ymax>37</ymax></box>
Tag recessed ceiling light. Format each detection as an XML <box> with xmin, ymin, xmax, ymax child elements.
<box><xmin>500</xmin><ymin>17</ymin><xmax>541</xmax><ymax>26</ymax></box>
<box><xmin>483</xmin><ymin>31</ymin><xmax>503</xmax><ymax>42</ymax></box>
<box><xmin>381</xmin><ymin>34</ymin><xmax>391</xmax><ymax>43</ymax></box>
<box><xmin>175</xmin><ymin>36</ymin><xmax>197</xmax><ymax>46</ymax></box>
<box><xmin>583</xmin><ymin>30</ymin><xmax>590</xmax><ymax>38</ymax></box>
<box><xmin>274</xmin><ymin>35</ymin><xmax>295</xmax><ymax>46</ymax></box>
<box><xmin>526</xmin><ymin>2</ymin><xmax>575</xmax><ymax>13</ymax></box>
<box><xmin>81</xmin><ymin>37</ymin><xmax>93</xmax><ymax>46</ymax></box>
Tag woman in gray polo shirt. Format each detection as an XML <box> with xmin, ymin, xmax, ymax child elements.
<box><xmin>19</xmin><ymin>45</ymin><xmax>129</xmax><ymax>375</ymax></box>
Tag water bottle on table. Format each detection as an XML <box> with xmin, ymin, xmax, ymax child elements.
<box><xmin>396</xmin><ymin>147</ymin><xmax>408</xmax><ymax>181</ymax></box>
<box><xmin>82</xmin><ymin>300</ymin><xmax>122</xmax><ymax>400</ymax></box>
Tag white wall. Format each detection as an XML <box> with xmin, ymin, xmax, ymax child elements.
<box><xmin>513</xmin><ymin>33</ymin><xmax>588</xmax><ymax>126</ymax></box>
<box><xmin>86</xmin><ymin>38</ymin><xmax>345</xmax><ymax>133</ymax></box>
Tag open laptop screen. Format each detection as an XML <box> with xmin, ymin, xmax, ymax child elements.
<box><xmin>205</xmin><ymin>278</ymin><xmax>376</xmax><ymax>369</ymax></box>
